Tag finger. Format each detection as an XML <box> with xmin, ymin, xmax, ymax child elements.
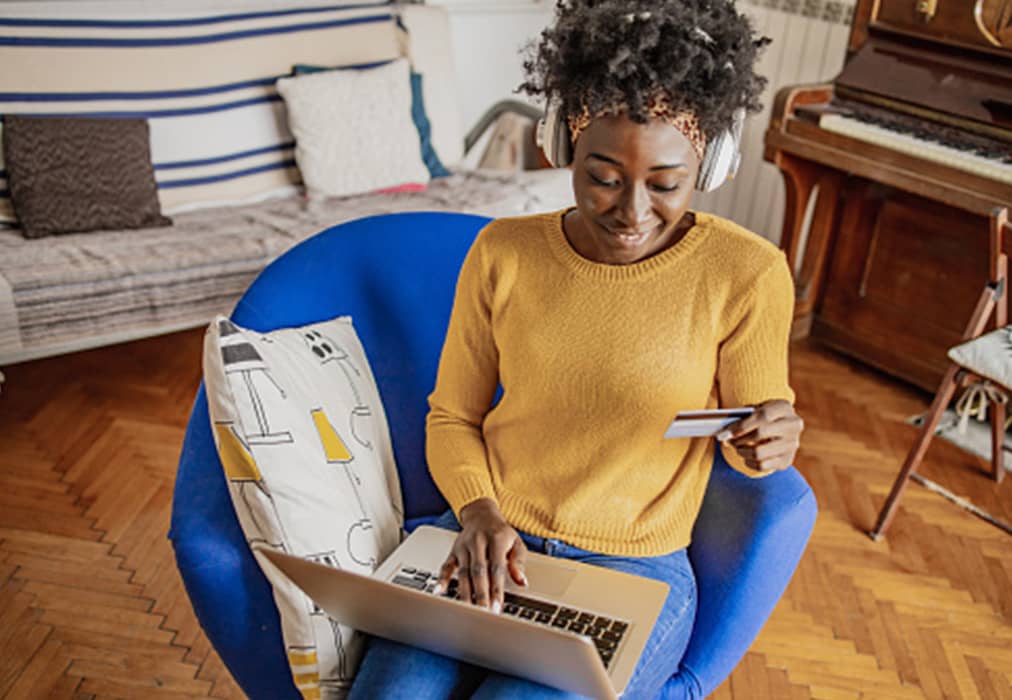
<box><xmin>487</xmin><ymin>535</ymin><xmax>512</xmax><ymax>613</ymax></box>
<box><xmin>720</xmin><ymin>400</ymin><xmax>794</xmax><ymax>442</ymax></box>
<box><xmin>752</xmin><ymin>453</ymin><xmax>793</xmax><ymax>472</ymax></box>
<box><xmin>455</xmin><ymin>547</ymin><xmax>472</xmax><ymax>604</ymax></box>
<box><xmin>749</xmin><ymin>442</ymin><xmax>797</xmax><ymax>471</ymax></box>
<box><xmin>726</xmin><ymin>415</ymin><xmax>793</xmax><ymax>446</ymax></box>
<box><xmin>738</xmin><ymin>434</ymin><xmax>796</xmax><ymax>461</ymax></box>
<box><xmin>758</xmin><ymin>436</ymin><xmax>800</xmax><ymax>462</ymax></box>
<box><xmin>507</xmin><ymin>539</ymin><xmax>529</xmax><ymax>587</ymax></box>
<box><xmin>468</xmin><ymin>543</ymin><xmax>492</xmax><ymax>609</ymax></box>
<box><xmin>434</xmin><ymin>553</ymin><xmax>459</xmax><ymax>596</ymax></box>
<box><xmin>717</xmin><ymin>417</ymin><xmax>751</xmax><ymax>443</ymax></box>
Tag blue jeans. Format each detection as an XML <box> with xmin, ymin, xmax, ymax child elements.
<box><xmin>348</xmin><ymin>510</ymin><xmax>698</xmax><ymax>699</ymax></box>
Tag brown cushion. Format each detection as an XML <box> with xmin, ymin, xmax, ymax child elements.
<box><xmin>3</xmin><ymin>115</ymin><xmax>171</xmax><ymax>239</ymax></box>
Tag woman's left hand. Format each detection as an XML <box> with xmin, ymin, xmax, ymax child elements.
<box><xmin>716</xmin><ymin>399</ymin><xmax>803</xmax><ymax>473</ymax></box>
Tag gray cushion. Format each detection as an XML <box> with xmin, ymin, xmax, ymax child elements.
<box><xmin>4</xmin><ymin>115</ymin><xmax>170</xmax><ymax>239</ymax></box>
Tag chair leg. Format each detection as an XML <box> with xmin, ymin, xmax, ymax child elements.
<box><xmin>869</xmin><ymin>365</ymin><xmax>964</xmax><ymax>541</ymax></box>
<box><xmin>991</xmin><ymin>400</ymin><xmax>1006</xmax><ymax>484</ymax></box>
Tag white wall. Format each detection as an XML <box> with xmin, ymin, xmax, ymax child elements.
<box><xmin>428</xmin><ymin>0</ymin><xmax>554</xmax><ymax>134</ymax></box>
<box><xmin>428</xmin><ymin>0</ymin><xmax>853</xmax><ymax>246</ymax></box>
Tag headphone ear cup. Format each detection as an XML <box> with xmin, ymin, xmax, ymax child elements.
<box><xmin>695</xmin><ymin>108</ymin><xmax>745</xmax><ymax>192</ymax></box>
<box><xmin>695</xmin><ymin>130</ymin><xmax>734</xmax><ymax>192</ymax></box>
<box><xmin>537</xmin><ymin>101</ymin><xmax>573</xmax><ymax>169</ymax></box>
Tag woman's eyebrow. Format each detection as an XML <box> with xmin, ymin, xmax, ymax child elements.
<box><xmin>586</xmin><ymin>153</ymin><xmax>688</xmax><ymax>171</ymax></box>
<box><xmin>587</xmin><ymin>152</ymin><xmax>622</xmax><ymax>166</ymax></box>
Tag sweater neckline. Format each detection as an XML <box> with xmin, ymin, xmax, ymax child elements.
<box><xmin>547</xmin><ymin>207</ymin><xmax>709</xmax><ymax>281</ymax></box>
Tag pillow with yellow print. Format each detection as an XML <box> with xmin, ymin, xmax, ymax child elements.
<box><xmin>202</xmin><ymin>315</ymin><xmax>404</xmax><ymax>700</ymax></box>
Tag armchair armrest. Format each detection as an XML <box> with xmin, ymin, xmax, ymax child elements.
<box><xmin>464</xmin><ymin>99</ymin><xmax>543</xmax><ymax>156</ymax></box>
<box><xmin>664</xmin><ymin>454</ymin><xmax>817</xmax><ymax>697</ymax></box>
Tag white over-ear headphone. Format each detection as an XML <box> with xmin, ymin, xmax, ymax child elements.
<box><xmin>535</xmin><ymin>102</ymin><xmax>745</xmax><ymax>193</ymax></box>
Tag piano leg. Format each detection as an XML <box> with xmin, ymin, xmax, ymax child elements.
<box><xmin>773</xmin><ymin>152</ymin><xmax>818</xmax><ymax>272</ymax></box>
<box><xmin>794</xmin><ymin>171</ymin><xmax>844</xmax><ymax>324</ymax></box>
<box><xmin>772</xmin><ymin>151</ymin><xmax>844</xmax><ymax>338</ymax></box>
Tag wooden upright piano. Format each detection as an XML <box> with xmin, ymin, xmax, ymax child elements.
<box><xmin>764</xmin><ymin>0</ymin><xmax>1012</xmax><ymax>392</ymax></box>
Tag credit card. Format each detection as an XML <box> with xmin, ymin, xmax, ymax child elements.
<box><xmin>663</xmin><ymin>407</ymin><xmax>754</xmax><ymax>439</ymax></box>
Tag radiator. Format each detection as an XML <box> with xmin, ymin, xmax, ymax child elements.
<box><xmin>693</xmin><ymin>0</ymin><xmax>855</xmax><ymax>247</ymax></box>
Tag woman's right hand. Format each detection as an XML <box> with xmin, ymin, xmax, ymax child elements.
<box><xmin>434</xmin><ymin>498</ymin><xmax>528</xmax><ymax>613</ymax></box>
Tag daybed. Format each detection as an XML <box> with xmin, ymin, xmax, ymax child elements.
<box><xmin>0</xmin><ymin>1</ymin><xmax>571</xmax><ymax>366</ymax></box>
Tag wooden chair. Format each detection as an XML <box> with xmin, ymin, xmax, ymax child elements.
<box><xmin>870</xmin><ymin>206</ymin><xmax>1009</xmax><ymax>541</ymax></box>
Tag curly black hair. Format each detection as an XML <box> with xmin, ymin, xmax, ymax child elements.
<box><xmin>518</xmin><ymin>0</ymin><xmax>771</xmax><ymax>142</ymax></box>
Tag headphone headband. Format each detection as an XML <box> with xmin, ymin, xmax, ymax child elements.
<box><xmin>536</xmin><ymin>103</ymin><xmax>744</xmax><ymax>192</ymax></box>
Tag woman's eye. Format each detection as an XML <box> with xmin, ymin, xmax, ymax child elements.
<box><xmin>589</xmin><ymin>173</ymin><xmax>620</xmax><ymax>187</ymax></box>
<box><xmin>651</xmin><ymin>183</ymin><xmax>680</xmax><ymax>193</ymax></box>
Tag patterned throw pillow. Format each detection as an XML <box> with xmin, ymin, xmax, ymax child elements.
<box><xmin>203</xmin><ymin>315</ymin><xmax>404</xmax><ymax>700</ymax></box>
<box><xmin>276</xmin><ymin>58</ymin><xmax>431</xmax><ymax>198</ymax></box>
<box><xmin>3</xmin><ymin>115</ymin><xmax>171</xmax><ymax>239</ymax></box>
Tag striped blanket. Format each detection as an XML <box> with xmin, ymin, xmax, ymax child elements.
<box><xmin>0</xmin><ymin>169</ymin><xmax>574</xmax><ymax>365</ymax></box>
<box><xmin>0</xmin><ymin>1</ymin><xmax>410</xmax><ymax>221</ymax></box>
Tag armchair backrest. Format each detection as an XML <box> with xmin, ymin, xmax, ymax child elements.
<box><xmin>230</xmin><ymin>211</ymin><xmax>490</xmax><ymax>520</ymax></box>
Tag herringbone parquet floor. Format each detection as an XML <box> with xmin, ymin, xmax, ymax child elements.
<box><xmin>0</xmin><ymin>329</ymin><xmax>1009</xmax><ymax>699</ymax></box>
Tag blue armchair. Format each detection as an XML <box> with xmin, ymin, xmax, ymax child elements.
<box><xmin>169</xmin><ymin>211</ymin><xmax>817</xmax><ymax>699</ymax></box>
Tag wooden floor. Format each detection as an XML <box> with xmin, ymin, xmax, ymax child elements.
<box><xmin>0</xmin><ymin>329</ymin><xmax>1009</xmax><ymax>700</ymax></box>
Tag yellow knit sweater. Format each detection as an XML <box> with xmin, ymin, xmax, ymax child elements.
<box><xmin>426</xmin><ymin>208</ymin><xmax>795</xmax><ymax>556</ymax></box>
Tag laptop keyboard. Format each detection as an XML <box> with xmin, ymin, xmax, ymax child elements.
<box><xmin>392</xmin><ymin>566</ymin><xmax>629</xmax><ymax>668</ymax></box>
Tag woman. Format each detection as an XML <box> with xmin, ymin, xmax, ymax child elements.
<box><xmin>350</xmin><ymin>0</ymin><xmax>802</xmax><ymax>697</ymax></box>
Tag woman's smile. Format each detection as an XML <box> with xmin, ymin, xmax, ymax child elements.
<box><xmin>601</xmin><ymin>221</ymin><xmax>661</xmax><ymax>248</ymax></box>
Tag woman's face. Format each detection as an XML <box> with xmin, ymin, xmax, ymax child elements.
<box><xmin>568</xmin><ymin>113</ymin><xmax>700</xmax><ymax>265</ymax></box>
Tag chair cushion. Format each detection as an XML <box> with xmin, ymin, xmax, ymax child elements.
<box><xmin>203</xmin><ymin>314</ymin><xmax>404</xmax><ymax>699</ymax></box>
<box><xmin>948</xmin><ymin>325</ymin><xmax>1012</xmax><ymax>390</ymax></box>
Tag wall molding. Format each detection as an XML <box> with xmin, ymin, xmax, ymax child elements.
<box><xmin>741</xmin><ymin>0</ymin><xmax>855</xmax><ymax>25</ymax></box>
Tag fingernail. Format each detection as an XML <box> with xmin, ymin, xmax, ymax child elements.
<box><xmin>432</xmin><ymin>582</ymin><xmax>445</xmax><ymax>596</ymax></box>
<box><xmin>492</xmin><ymin>600</ymin><xmax>502</xmax><ymax>615</ymax></box>
<box><xmin>716</xmin><ymin>430</ymin><xmax>731</xmax><ymax>443</ymax></box>
<box><xmin>520</xmin><ymin>573</ymin><xmax>529</xmax><ymax>587</ymax></box>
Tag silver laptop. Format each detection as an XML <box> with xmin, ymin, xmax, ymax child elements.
<box><xmin>259</xmin><ymin>525</ymin><xmax>669</xmax><ymax>700</ymax></box>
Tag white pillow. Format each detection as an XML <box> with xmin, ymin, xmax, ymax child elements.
<box><xmin>276</xmin><ymin>57</ymin><xmax>431</xmax><ymax>199</ymax></box>
<box><xmin>203</xmin><ymin>315</ymin><xmax>404</xmax><ymax>700</ymax></box>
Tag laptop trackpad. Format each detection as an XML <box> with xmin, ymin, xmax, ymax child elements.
<box><xmin>523</xmin><ymin>559</ymin><xmax>577</xmax><ymax>597</ymax></box>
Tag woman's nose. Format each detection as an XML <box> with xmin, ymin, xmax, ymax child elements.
<box><xmin>618</xmin><ymin>184</ymin><xmax>652</xmax><ymax>225</ymax></box>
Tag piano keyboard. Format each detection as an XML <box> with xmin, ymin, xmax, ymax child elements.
<box><xmin>819</xmin><ymin>114</ymin><xmax>1012</xmax><ymax>187</ymax></box>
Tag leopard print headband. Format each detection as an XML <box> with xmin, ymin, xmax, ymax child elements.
<box><xmin>566</xmin><ymin>93</ymin><xmax>707</xmax><ymax>161</ymax></box>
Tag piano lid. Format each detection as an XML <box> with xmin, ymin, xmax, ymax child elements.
<box><xmin>838</xmin><ymin>0</ymin><xmax>1012</xmax><ymax>140</ymax></box>
<box><xmin>861</xmin><ymin>0</ymin><xmax>1012</xmax><ymax>55</ymax></box>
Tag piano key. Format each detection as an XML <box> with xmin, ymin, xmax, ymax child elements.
<box><xmin>819</xmin><ymin>114</ymin><xmax>1012</xmax><ymax>186</ymax></box>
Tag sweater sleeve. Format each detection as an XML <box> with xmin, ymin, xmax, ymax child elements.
<box><xmin>717</xmin><ymin>253</ymin><xmax>796</xmax><ymax>477</ymax></box>
<box><xmin>426</xmin><ymin>231</ymin><xmax>502</xmax><ymax>516</ymax></box>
